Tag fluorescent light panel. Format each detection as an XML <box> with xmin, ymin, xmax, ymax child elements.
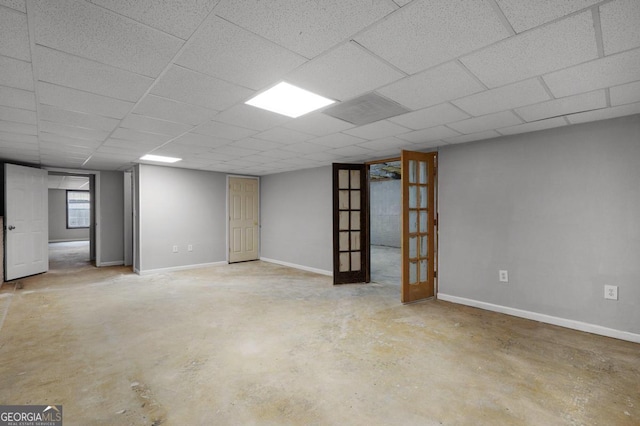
<box><xmin>245</xmin><ymin>82</ymin><xmax>335</xmax><ymax>118</ymax></box>
<box><xmin>140</xmin><ymin>154</ymin><xmax>181</xmax><ymax>163</ymax></box>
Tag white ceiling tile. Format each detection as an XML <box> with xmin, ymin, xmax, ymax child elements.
<box><xmin>600</xmin><ymin>0</ymin><xmax>640</xmax><ymax>55</ymax></box>
<box><xmin>111</xmin><ymin>127</ymin><xmax>171</xmax><ymax>144</ymax></box>
<box><xmin>300</xmin><ymin>151</ymin><xmax>345</xmax><ymax>162</ymax></box>
<box><xmin>0</xmin><ymin>105</ymin><xmax>36</xmax><ymax>125</ymax></box>
<box><xmin>286</xmin><ymin>42</ymin><xmax>404</xmax><ymax>101</ymax></box>
<box><xmin>280</xmin><ymin>142</ymin><xmax>328</xmax><ymax>154</ymax></box>
<box><xmin>40</xmin><ymin>120</ymin><xmax>108</xmax><ymax>140</ymax></box>
<box><xmin>133</xmin><ymin>95</ymin><xmax>218</xmax><ymax>126</ymax></box>
<box><xmin>461</xmin><ymin>12</ymin><xmax>598</xmax><ymax>88</ymax></box>
<box><xmin>35</xmin><ymin>46</ymin><xmax>153</xmax><ymax>102</ymax></box>
<box><xmin>0</xmin><ymin>85</ymin><xmax>35</xmax><ymax>110</ymax></box>
<box><xmin>355</xmin><ymin>0</ymin><xmax>509</xmax><ymax>74</ymax></box>
<box><xmin>389</xmin><ymin>103</ymin><xmax>470</xmax><ymax>130</ymax></box>
<box><xmin>566</xmin><ymin>102</ymin><xmax>640</xmax><ymax>124</ymax></box>
<box><xmin>213</xmin><ymin>104</ymin><xmax>291</xmax><ymax>131</ymax></box>
<box><xmin>40</xmin><ymin>132</ymin><xmax>100</xmax><ymax>148</ymax></box>
<box><xmin>0</xmin><ymin>120</ymin><xmax>36</xmax><ymax>135</ymax></box>
<box><xmin>39</xmin><ymin>104</ymin><xmax>120</xmax><ymax>132</ymax></box>
<box><xmin>0</xmin><ymin>56</ymin><xmax>33</xmax><ymax>91</ymax></box>
<box><xmin>283</xmin><ymin>112</ymin><xmax>353</xmax><ymax>136</ymax></box>
<box><xmin>233</xmin><ymin>138</ymin><xmax>284</xmax><ymax>151</ymax></box>
<box><xmin>443</xmin><ymin>130</ymin><xmax>501</xmax><ymax>144</ymax></box>
<box><xmin>120</xmin><ymin>114</ymin><xmax>193</xmax><ymax>137</ymax></box>
<box><xmin>88</xmin><ymin>0</ymin><xmax>216</xmax><ymax>40</ymax></box>
<box><xmin>254</xmin><ymin>149</ymin><xmax>299</xmax><ymax>159</ymax></box>
<box><xmin>171</xmin><ymin>132</ymin><xmax>232</xmax><ymax>149</ymax></box>
<box><xmin>101</xmin><ymin>138</ymin><xmax>160</xmax><ymax>152</ymax></box>
<box><xmin>357</xmin><ymin>136</ymin><xmax>411</xmax><ymax>151</ymax></box>
<box><xmin>210</xmin><ymin>145</ymin><xmax>259</xmax><ymax>157</ymax></box>
<box><xmin>610</xmin><ymin>81</ymin><xmax>640</xmax><ymax>106</ymax></box>
<box><xmin>194</xmin><ymin>120</ymin><xmax>257</xmax><ymax>140</ymax></box>
<box><xmin>0</xmin><ymin>130</ymin><xmax>36</xmax><ymax>143</ymax></box>
<box><xmin>309</xmin><ymin>133</ymin><xmax>366</xmax><ymax>148</ymax></box>
<box><xmin>328</xmin><ymin>145</ymin><xmax>375</xmax><ymax>157</ymax></box>
<box><xmin>498</xmin><ymin>117</ymin><xmax>567</xmax><ymax>136</ymax></box>
<box><xmin>215</xmin><ymin>0</ymin><xmax>395</xmax><ymax>58</ymax></box>
<box><xmin>38</xmin><ymin>82</ymin><xmax>134</xmax><ymax>119</ymax></box>
<box><xmin>151</xmin><ymin>66</ymin><xmax>253</xmax><ymax>111</ymax></box>
<box><xmin>515</xmin><ymin>90</ymin><xmax>606</xmax><ymax>122</ymax></box>
<box><xmin>396</xmin><ymin>125</ymin><xmax>460</xmax><ymax>143</ymax></box>
<box><xmin>408</xmin><ymin>140</ymin><xmax>444</xmax><ymax>151</ymax></box>
<box><xmin>453</xmin><ymin>79</ymin><xmax>550</xmax><ymax>116</ymax></box>
<box><xmin>0</xmin><ymin>1</ymin><xmax>25</xmax><ymax>13</ymax></box>
<box><xmin>343</xmin><ymin>120</ymin><xmax>410</xmax><ymax>139</ymax></box>
<box><xmin>495</xmin><ymin>0</ymin><xmax>599</xmax><ymax>33</ymax></box>
<box><xmin>0</xmin><ymin>7</ymin><xmax>30</xmax><ymax>61</ymax></box>
<box><xmin>377</xmin><ymin>61</ymin><xmax>485</xmax><ymax>110</ymax></box>
<box><xmin>448</xmin><ymin>111</ymin><xmax>522</xmax><ymax>134</ymax></box>
<box><xmin>33</xmin><ymin>0</ymin><xmax>183</xmax><ymax>77</ymax></box>
<box><xmin>253</xmin><ymin>127</ymin><xmax>313</xmax><ymax>144</ymax></box>
<box><xmin>176</xmin><ymin>15</ymin><xmax>306</xmax><ymax>90</ymax></box>
<box><xmin>543</xmin><ymin>49</ymin><xmax>640</xmax><ymax>98</ymax></box>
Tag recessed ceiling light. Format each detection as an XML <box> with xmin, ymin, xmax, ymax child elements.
<box><xmin>245</xmin><ymin>82</ymin><xmax>335</xmax><ymax>118</ymax></box>
<box><xmin>140</xmin><ymin>154</ymin><xmax>182</xmax><ymax>163</ymax></box>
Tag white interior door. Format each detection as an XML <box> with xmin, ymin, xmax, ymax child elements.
<box><xmin>4</xmin><ymin>164</ymin><xmax>49</xmax><ymax>281</ymax></box>
<box><xmin>228</xmin><ymin>177</ymin><xmax>259</xmax><ymax>263</ymax></box>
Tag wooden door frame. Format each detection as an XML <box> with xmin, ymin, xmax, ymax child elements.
<box><xmin>226</xmin><ymin>175</ymin><xmax>260</xmax><ymax>263</ymax></box>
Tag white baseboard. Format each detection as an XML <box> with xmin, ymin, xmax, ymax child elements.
<box><xmin>260</xmin><ymin>257</ymin><xmax>332</xmax><ymax>277</ymax></box>
<box><xmin>49</xmin><ymin>238</ymin><xmax>90</xmax><ymax>243</ymax></box>
<box><xmin>98</xmin><ymin>260</ymin><xmax>124</xmax><ymax>267</ymax></box>
<box><xmin>438</xmin><ymin>293</ymin><xmax>640</xmax><ymax>344</ymax></box>
<box><xmin>137</xmin><ymin>261</ymin><xmax>227</xmax><ymax>276</ymax></box>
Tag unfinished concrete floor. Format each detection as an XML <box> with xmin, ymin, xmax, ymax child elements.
<box><xmin>0</xmin><ymin>249</ymin><xmax>638</xmax><ymax>425</ymax></box>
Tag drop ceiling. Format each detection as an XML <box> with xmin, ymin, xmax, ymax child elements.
<box><xmin>0</xmin><ymin>0</ymin><xmax>638</xmax><ymax>176</ymax></box>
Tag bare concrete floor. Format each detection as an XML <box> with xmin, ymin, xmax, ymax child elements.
<box><xmin>371</xmin><ymin>245</ymin><xmax>400</xmax><ymax>286</ymax></box>
<box><xmin>0</xmin><ymin>253</ymin><xmax>638</xmax><ymax>425</ymax></box>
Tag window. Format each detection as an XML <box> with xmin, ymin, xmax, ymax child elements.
<box><xmin>67</xmin><ymin>190</ymin><xmax>90</xmax><ymax>229</ymax></box>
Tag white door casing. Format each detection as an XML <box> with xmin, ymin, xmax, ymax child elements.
<box><xmin>228</xmin><ymin>177</ymin><xmax>259</xmax><ymax>263</ymax></box>
<box><xmin>4</xmin><ymin>164</ymin><xmax>49</xmax><ymax>281</ymax></box>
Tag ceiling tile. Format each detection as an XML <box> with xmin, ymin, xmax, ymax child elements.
<box><xmin>0</xmin><ymin>85</ymin><xmax>35</xmax><ymax>110</ymax></box>
<box><xmin>38</xmin><ymin>82</ymin><xmax>134</xmax><ymax>119</ymax></box>
<box><xmin>101</xmin><ymin>138</ymin><xmax>160</xmax><ymax>151</ymax></box>
<box><xmin>120</xmin><ymin>114</ymin><xmax>193</xmax><ymax>137</ymax></box>
<box><xmin>343</xmin><ymin>120</ymin><xmax>410</xmax><ymax>140</ymax></box>
<box><xmin>0</xmin><ymin>130</ymin><xmax>37</xmax><ymax>143</ymax></box>
<box><xmin>39</xmin><ymin>104</ymin><xmax>120</xmax><ymax>132</ymax></box>
<box><xmin>0</xmin><ymin>1</ymin><xmax>25</xmax><ymax>13</ymax></box>
<box><xmin>254</xmin><ymin>149</ymin><xmax>299</xmax><ymax>159</ymax></box>
<box><xmin>566</xmin><ymin>102</ymin><xmax>640</xmax><ymax>124</ymax></box>
<box><xmin>111</xmin><ymin>127</ymin><xmax>171</xmax><ymax>144</ymax></box>
<box><xmin>253</xmin><ymin>127</ymin><xmax>313</xmax><ymax>144</ymax></box>
<box><xmin>389</xmin><ymin>103</ymin><xmax>470</xmax><ymax>130</ymax></box>
<box><xmin>171</xmin><ymin>132</ymin><xmax>232</xmax><ymax>148</ymax></box>
<box><xmin>0</xmin><ymin>7</ymin><xmax>30</xmax><ymax>61</ymax></box>
<box><xmin>151</xmin><ymin>66</ymin><xmax>253</xmax><ymax>111</ymax></box>
<box><xmin>40</xmin><ymin>132</ymin><xmax>100</xmax><ymax>148</ymax></box>
<box><xmin>357</xmin><ymin>136</ymin><xmax>411</xmax><ymax>151</ymax></box>
<box><xmin>543</xmin><ymin>48</ymin><xmax>640</xmax><ymax>98</ymax></box>
<box><xmin>515</xmin><ymin>90</ymin><xmax>606</xmax><ymax>122</ymax></box>
<box><xmin>329</xmin><ymin>145</ymin><xmax>375</xmax><ymax>158</ymax></box>
<box><xmin>397</xmin><ymin>125</ymin><xmax>460</xmax><ymax>143</ymax></box>
<box><xmin>88</xmin><ymin>0</ymin><xmax>216</xmax><ymax>40</ymax></box>
<box><xmin>495</xmin><ymin>0</ymin><xmax>599</xmax><ymax>33</ymax></box>
<box><xmin>210</xmin><ymin>144</ymin><xmax>259</xmax><ymax>157</ymax></box>
<box><xmin>600</xmin><ymin>0</ymin><xmax>640</xmax><ymax>55</ymax></box>
<box><xmin>215</xmin><ymin>0</ymin><xmax>395</xmax><ymax>58</ymax></box>
<box><xmin>40</xmin><ymin>120</ymin><xmax>109</xmax><ymax>140</ymax></box>
<box><xmin>0</xmin><ymin>56</ymin><xmax>33</xmax><ymax>91</ymax></box>
<box><xmin>286</xmin><ymin>42</ymin><xmax>404</xmax><ymax>101</ymax></box>
<box><xmin>498</xmin><ymin>117</ymin><xmax>567</xmax><ymax>135</ymax></box>
<box><xmin>194</xmin><ymin>120</ymin><xmax>257</xmax><ymax>140</ymax></box>
<box><xmin>610</xmin><ymin>81</ymin><xmax>640</xmax><ymax>106</ymax></box>
<box><xmin>133</xmin><ymin>95</ymin><xmax>218</xmax><ymax>126</ymax></box>
<box><xmin>309</xmin><ymin>133</ymin><xmax>365</xmax><ymax>148</ymax></box>
<box><xmin>448</xmin><ymin>111</ymin><xmax>522</xmax><ymax>134</ymax></box>
<box><xmin>443</xmin><ymin>130</ymin><xmax>501</xmax><ymax>145</ymax></box>
<box><xmin>0</xmin><ymin>120</ymin><xmax>36</xmax><ymax>135</ymax></box>
<box><xmin>35</xmin><ymin>46</ymin><xmax>153</xmax><ymax>102</ymax></box>
<box><xmin>33</xmin><ymin>0</ymin><xmax>183</xmax><ymax>77</ymax></box>
<box><xmin>233</xmin><ymin>137</ymin><xmax>284</xmax><ymax>151</ymax></box>
<box><xmin>176</xmin><ymin>15</ymin><xmax>305</xmax><ymax>90</ymax></box>
<box><xmin>283</xmin><ymin>112</ymin><xmax>353</xmax><ymax>136</ymax></box>
<box><xmin>461</xmin><ymin>12</ymin><xmax>598</xmax><ymax>88</ymax></box>
<box><xmin>213</xmin><ymin>104</ymin><xmax>291</xmax><ymax>131</ymax></box>
<box><xmin>378</xmin><ymin>61</ymin><xmax>485</xmax><ymax>110</ymax></box>
<box><xmin>355</xmin><ymin>0</ymin><xmax>509</xmax><ymax>74</ymax></box>
<box><xmin>0</xmin><ymin>105</ymin><xmax>36</xmax><ymax>125</ymax></box>
<box><xmin>280</xmin><ymin>142</ymin><xmax>328</xmax><ymax>154</ymax></box>
<box><xmin>300</xmin><ymin>151</ymin><xmax>343</xmax><ymax>162</ymax></box>
<box><xmin>453</xmin><ymin>79</ymin><xmax>550</xmax><ymax>116</ymax></box>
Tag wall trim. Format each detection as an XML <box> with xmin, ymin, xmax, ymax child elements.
<box><xmin>137</xmin><ymin>261</ymin><xmax>227</xmax><ymax>276</ymax></box>
<box><xmin>438</xmin><ymin>293</ymin><xmax>640</xmax><ymax>344</ymax></box>
<box><xmin>49</xmin><ymin>239</ymin><xmax>90</xmax><ymax>243</ymax></box>
<box><xmin>260</xmin><ymin>257</ymin><xmax>332</xmax><ymax>276</ymax></box>
<box><xmin>99</xmin><ymin>260</ymin><xmax>124</xmax><ymax>267</ymax></box>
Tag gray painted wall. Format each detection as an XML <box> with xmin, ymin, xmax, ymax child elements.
<box><xmin>48</xmin><ymin>189</ymin><xmax>90</xmax><ymax>242</ymax></box>
<box><xmin>438</xmin><ymin>114</ymin><xmax>640</xmax><ymax>334</ymax></box>
<box><xmin>138</xmin><ymin>164</ymin><xmax>226</xmax><ymax>271</ymax></box>
<box><xmin>370</xmin><ymin>179</ymin><xmax>400</xmax><ymax>247</ymax></box>
<box><xmin>99</xmin><ymin>171</ymin><xmax>124</xmax><ymax>264</ymax></box>
<box><xmin>261</xmin><ymin>166</ymin><xmax>332</xmax><ymax>272</ymax></box>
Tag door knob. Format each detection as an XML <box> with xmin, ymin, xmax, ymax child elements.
<box><xmin>8</xmin><ymin>225</ymin><xmax>15</xmax><ymax>230</ymax></box>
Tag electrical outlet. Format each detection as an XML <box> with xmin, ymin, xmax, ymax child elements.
<box><xmin>188</xmin><ymin>244</ymin><xmax>193</xmax><ymax>252</ymax></box>
<box><xmin>499</xmin><ymin>270</ymin><xmax>509</xmax><ymax>283</ymax></box>
<box><xmin>604</xmin><ymin>285</ymin><xmax>618</xmax><ymax>300</ymax></box>
<box><xmin>172</xmin><ymin>245</ymin><xmax>178</xmax><ymax>253</ymax></box>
